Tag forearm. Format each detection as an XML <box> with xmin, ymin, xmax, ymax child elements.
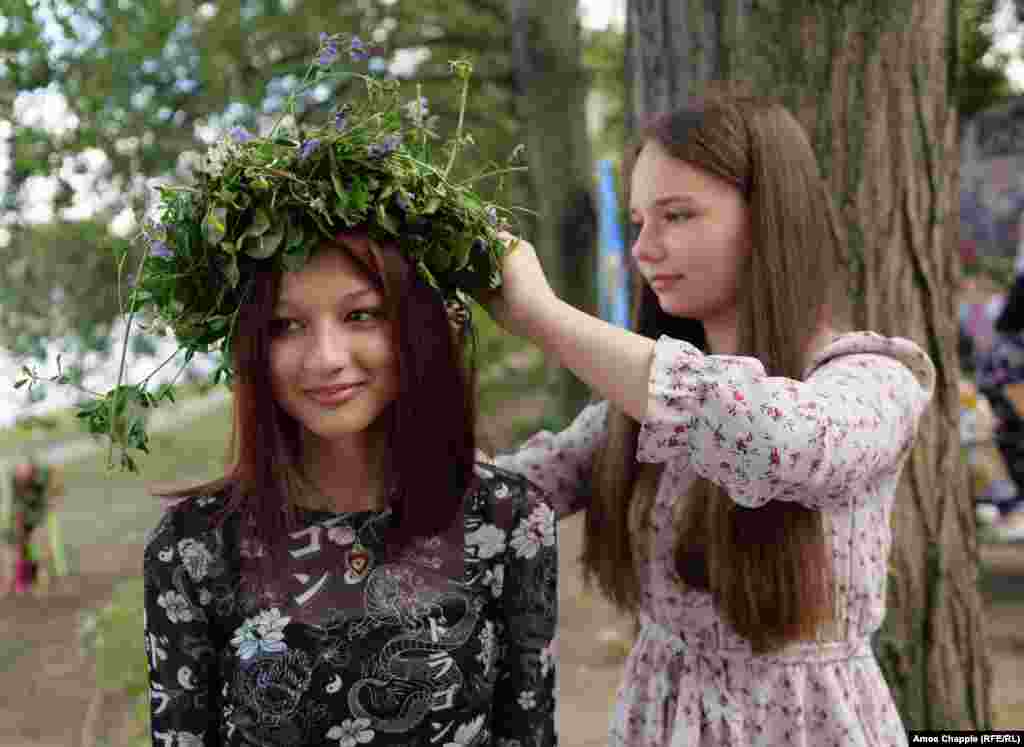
<box><xmin>523</xmin><ymin>298</ymin><xmax>655</xmax><ymax>423</ymax></box>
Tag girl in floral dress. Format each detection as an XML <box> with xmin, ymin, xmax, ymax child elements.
<box><xmin>485</xmin><ymin>96</ymin><xmax>934</xmax><ymax>746</ymax></box>
<box><xmin>144</xmin><ymin>231</ymin><xmax>558</xmax><ymax>746</ymax></box>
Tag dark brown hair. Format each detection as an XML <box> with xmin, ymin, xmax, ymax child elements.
<box><xmin>584</xmin><ymin>95</ymin><xmax>847</xmax><ymax>653</ymax></box>
<box><xmin>156</xmin><ymin>229</ymin><xmax>477</xmax><ymax>559</ymax></box>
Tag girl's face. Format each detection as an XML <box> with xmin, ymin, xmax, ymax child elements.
<box><xmin>629</xmin><ymin>139</ymin><xmax>751</xmax><ymax>325</ymax></box>
<box><xmin>269</xmin><ymin>245</ymin><xmax>400</xmax><ymax>445</ymax></box>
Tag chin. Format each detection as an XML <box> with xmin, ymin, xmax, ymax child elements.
<box><xmin>655</xmin><ymin>293</ymin><xmax>698</xmax><ymax>319</ymax></box>
<box><xmin>283</xmin><ymin>399</ymin><xmax>392</xmax><ymax>442</ymax></box>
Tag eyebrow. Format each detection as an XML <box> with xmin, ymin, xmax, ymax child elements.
<box><xmin>275</xmin><ymin>286</ymin><xmax>379</xmax><ymax>312</ymax></box>
<box><xmin>629</xmin><ymin>195</ymin><xmax>698</xmax><ymax>212</ymax></box>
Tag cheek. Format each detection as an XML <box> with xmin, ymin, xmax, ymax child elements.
<box><xmin>268</xmin><ymin>340</ymin><xmax>298</xmax><ymax>390</ymax></box>
<box><xmin>362</xmin><ymin>329</ymin><xmax>400</xmax><ymax>380</ymax></box>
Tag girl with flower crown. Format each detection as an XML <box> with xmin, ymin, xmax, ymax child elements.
<box><xmin>143</xmin><ymin>227</ymin><xmax>558</xmax><ymax>747</ymax></box>
<box><xmin>484</xmin><ymin>96</ymin><xmax>935</xmax><ymax>747</ymax></box>
<box><xmin>137</xmin><ymin>36</ymin><xmax>559</xmax><ymax>742</ymax></box>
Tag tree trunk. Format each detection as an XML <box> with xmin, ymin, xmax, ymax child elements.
<box><xmin>511</xmin><ymin>0</ymin><xmax>597</xmax><ymax>420</ymax></box>
<box><xmin>627</xmin><ymin>0</ymin><xmax>991</xmax><ymax>730</ymax></box>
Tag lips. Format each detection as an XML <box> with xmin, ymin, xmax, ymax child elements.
<box><xmin>305</xmin><ymin>382</ymin><xmax>366</xmax><ymax>405</ymax></box>
<box><xmin>648</xmin><ymin>274</ymin><xmax>683</xmax><ymax>290</ymax></box>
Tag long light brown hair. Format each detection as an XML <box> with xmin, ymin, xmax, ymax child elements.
<box><xmin>155</xmin><ymin>229</ymin><xmax>477</xmax><ymax>560</ymax></box>
<box><xmin>583</xmin><ymin>96</ymin><xmax>849</xmax><ymax>653</ymax></box>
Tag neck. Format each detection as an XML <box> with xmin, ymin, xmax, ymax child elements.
<box><xmin>700</xmin><ymin>308</ymin><xmax>740</xmax><ymax>355</ymax></box>
<box><xmin>299</xmin><ymin>426</ymin><xmax>389</xmax><ymax>513</ymax></box>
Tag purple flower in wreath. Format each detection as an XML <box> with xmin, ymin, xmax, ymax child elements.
<box><xmin>318</xmin><ymin>33</ymin><xmax>339</xmax><ymax>67</ymax></box>
<box><xmin>298</xmin><ymin>139</ymin><xmax>321</xmax><ymax>161</ymax></box>
<box><xmin>485</xmin><ymin>205</ymin><xmax>498</xmax><ymax>226</ymax></box>
<box><xmin>334</xmin><ymin>107</ymin><xmax>349</xmax><ymax>132</ymax></box>
<box><xmin>151</xmin><ymin>240</ymin><xmax>173</xmax><ymax>259</ymax></box>
<box><xmin>394</xmin><ymin>192</ymin><xmax>412</xmax><ymax>213</ymax></box>
<box><xmin>367</xmin><ymin>133</ymin><xmax>401</xmax><ymax>159</ymax></box>
<box><xmin>229</xmin><ymin>126</ymin><xmax>253</xmax><ymax>143</ymax></box>
<box><xmin>349</xmin><ymin>36</ymin><xmax>368</xmax><ymax>62</ymax></box>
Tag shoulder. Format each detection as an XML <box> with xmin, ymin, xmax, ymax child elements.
<box><xmin>804</xmin><ymin>331</ymin><xmax>936</xmax><ymax>398</ymax></box>
<box><xmin>143</xmin><ymin>488</ymin><xmax>234</xmax><ymax>563</ymax></box>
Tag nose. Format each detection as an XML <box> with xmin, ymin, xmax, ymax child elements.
<box><xmin>304</xmin><ymin>318</ymin><xmax>355</xmax><ymax>373</ymax></box>
<box><xmin>630</xmin><ymin>222</ymin><xmax>666</xmax><ymax>265</ymax></box>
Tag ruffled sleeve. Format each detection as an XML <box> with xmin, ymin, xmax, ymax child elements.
<box><xmin>491</xmin><ymin>400</ymin><xmax>608</xmax><ymax>519</ymax></box>
<box><xmin>637</xmin><ymin>332</ymin><xmax>935</xmax><ymax>508</ymax></box>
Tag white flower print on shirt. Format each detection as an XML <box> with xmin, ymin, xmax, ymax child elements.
<box><xmin>177</xmin><ymin>538</ymin><xmax>214</xmax><ymax>582</ymax></box>
<box><xmin>466</xmin><ymin>523</ymin><xmax>506</xmax><ymax>559</ymax></box>
<box><xmin>157</xmin><ymin>591</ymin><xmax>194</xmax><ymax>624</ymax></box>
<box><xmin>230</xmin><ymin>608</ymin><xmax>290</xmax><ymax>661</ymax></box>
<box><xmin>509</xmin><ymin>503</ymin><xmax>555</xmax><ymax>559</ymax></box>
<box><xmin>476</xmin><ymin>620</ymin><xmax>497</xmax><ymax>675</ymax></box>
<box><xmin>483</xmin><ymin>565</ymin><xmax>504</xmax><ymax>599</ymax></box>
<box><xmin>327</xmin><ymin>717</ymin><xmax>375</xmax><ymax>746</ymax></box>
<box><xmin>445</xmin><ymin>714</ymin><xmax>486</xmax><ymax>746</ymax></box>
<box><xmin>518</xmin><ymin>690</ymin><xmax>537</xmax><ymax>710</ymax></box>
<box><xmin>153</xmin><ymin>730</ymin><xmax>203</xmax><ymax>747</ymax></box>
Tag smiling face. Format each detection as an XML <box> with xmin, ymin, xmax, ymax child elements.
<box><xmin>268</xmin><ymin>244</ymin><xmax>400</xmax><ymax>447</ymax></box>
<box><xmin>629</xmin><ymin>139</ymin><xmax>751</xmax><ymax>334</ymax></box>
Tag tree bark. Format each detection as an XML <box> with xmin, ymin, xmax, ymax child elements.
<box><xmin>511</xmin><ymin>0</ymin><xmax>598</xmax><ymax>420</ymax></box>
<box><xmin>627</xmin><ymin>0</ymin><xmax>991</xmax><ymax>730</ymax></box>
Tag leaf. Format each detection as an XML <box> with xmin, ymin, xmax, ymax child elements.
<box><xmin>331</xmin><ymin>172</ymin><xmax>347</xmax><ymax>200</ymax></box>
<box><xmin>452</xmin><ymin>236</ymin><xmax>472</xmax><ymax>269</ymax></box>
<box><xmin>282</xmin><ymin>244</ymin><xmax>311</xmax><ymax>272</ymax></box>
<box><xmin>203</xmin><ymin>205</ymin><xmax>228</xmax><ymax>246</ymax></box>
<box><xmin>423</xmin><ymin>197</ymin><xmax>442</xmax><ymax>215</ymax></box>
<box><xmin>224</xmin><ymin>255</ymin><xmax>240</xmax><ymax>287</ymax></box>
<box><xmin>427</xmin><ymin>242</ymin><xmax>451</xmax><ymax>273</ymax></box>
<box><xmin>376</xmin><ymin>203</ymin><xmax>399</xmax><ymax>235</ymax></box>
<box><xmin>244</xmin><ymin>207</ymin><xmax>271</xmax><ymax>238</ymax></box>
<box><xmin>459</xmin><ymin>192</ymin><xmax>482</xmax><ymax>213</ymax></box>
<box><xmin>245</xmin><ymin>225</ymin><xmax>283</xmax><ymax>258</ymax></box>
<box><xmin>350</xmin><ymin>179</ymin><xmax>370</xmax><ymax>213</ymax></box>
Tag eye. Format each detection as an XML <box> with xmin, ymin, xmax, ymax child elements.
<box><xmin>346</xmin><ymin>307</ymin><xmax>385</xmax><ymax>323</ymax></box>
<box><xmin>269</xmin><ymin>318</ymin><xmax>304</xmax><ymax>336</ymax></box>
<box><xmin>665</xmin><ymin>210</ymin><xmax>693</xmax><ymax>223</ymax></box>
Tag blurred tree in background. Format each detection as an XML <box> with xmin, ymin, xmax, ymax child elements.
<box><xmin>627</xmin><ymin>0</ymin><xmax>988</xmax><ymax>731</ymax></box>
<box><xmin>0</xmin><ymin>0</ymin><xmax>602</xmax><ymax>423</ymax></box>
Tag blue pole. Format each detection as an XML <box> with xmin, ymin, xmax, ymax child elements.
<box><xmin>596</xmin><ymin>159</ymin><xmax>630</xmax><ymax>328</ymax></box>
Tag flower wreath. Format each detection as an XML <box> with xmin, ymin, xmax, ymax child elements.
<box><xmin>15</xmin><ymin>33</ymin><xmax>527</xmax><ymax>471</ymax></box>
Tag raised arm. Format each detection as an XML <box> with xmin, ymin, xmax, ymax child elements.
<box><xmin>144</xmin><ymin>509</ymin><xmax>222</xmax><ymax>746</ymax></box>
<box><xmin>636</xmin><ymin>333</ymin><xmax>935</xmax><ymax>508</ymax></box>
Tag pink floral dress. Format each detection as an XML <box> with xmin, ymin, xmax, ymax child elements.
<box><xmin>493</xmin><ymin>332</ymin><xmax>935</xmax><ymax>747</ymax></box>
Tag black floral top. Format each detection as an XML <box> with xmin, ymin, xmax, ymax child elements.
<box><xmin>143</xmin><ymin>463</ymin><xmax>558</xmax><ymax>747</ymax></box>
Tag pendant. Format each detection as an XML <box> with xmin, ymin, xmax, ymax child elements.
<box><xmin>344</xmin><ymin>542</ymin><xmax>373</xmax><ymax>584</ymax></box>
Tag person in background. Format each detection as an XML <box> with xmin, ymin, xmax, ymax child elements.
<box><xmin>974</xmin><ymin>216</ymin><xmax>1024</xmax><ymax>540</ymax></box>
<box><xmin>2</xmin><ymin>458</ymin><xmax>64</xmax><ymax>595</ymax></box>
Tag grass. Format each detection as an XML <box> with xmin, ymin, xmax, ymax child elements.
<box><xmin>55</xmin><ymin>402</ymin><xmax>234</xmax><ymax>550</ymax></box>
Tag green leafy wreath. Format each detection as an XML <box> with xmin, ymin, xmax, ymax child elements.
<box><xmin>15</xmin><ymin>33</ymin><xmax>529</xmax><ymax>472</ymax></box>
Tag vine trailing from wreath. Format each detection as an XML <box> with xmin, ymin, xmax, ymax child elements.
<box><xmin>14</xmin><ymin>32</ymin><xmax>531</xmax><ymax>472</ymax></box>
